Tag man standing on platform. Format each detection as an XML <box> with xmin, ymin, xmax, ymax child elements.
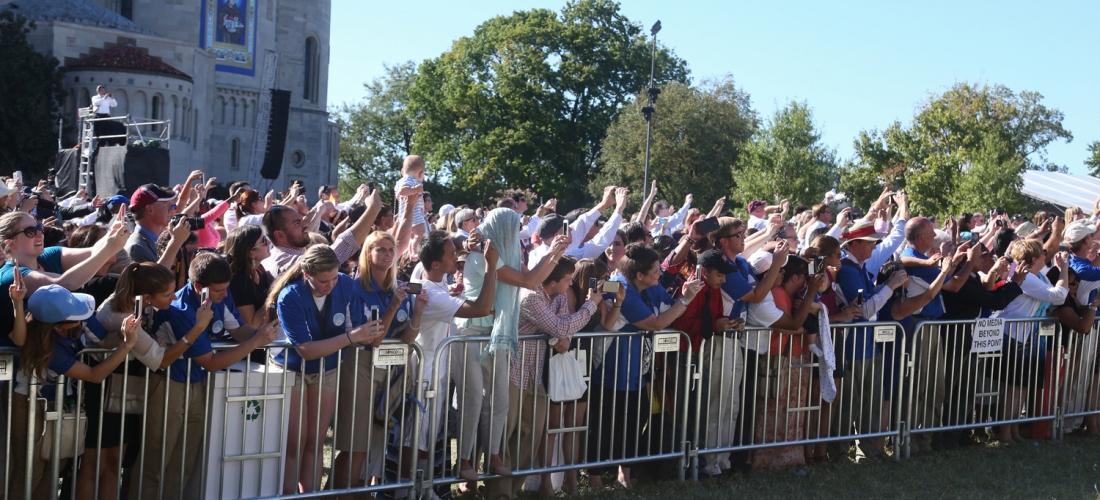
<box><xmin>92</xmin><ymin>86</ymin><xmax>116</xmax><ymax>118</ymax></box>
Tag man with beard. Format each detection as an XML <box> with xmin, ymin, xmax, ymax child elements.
<box><xmin>218</xmin><ymin>0</ymin><xmax>246</xmax><ymax>45</ymax></box>
<box><xmin>260</xmin><ymin>189</ymin><xmax>381</xmax><ymax>281</ymax></box>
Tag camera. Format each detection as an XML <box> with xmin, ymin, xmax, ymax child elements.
<box><xmin>172</xmin><ymin>213</ymin><xmax>205</xmax><ymax>230</ymax></box>
<box><xmin>405</xmin><ymin>282</ymin><xmax>423</xmax><ymax>295</ymax></box>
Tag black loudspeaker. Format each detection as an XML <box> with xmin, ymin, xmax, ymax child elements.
<box><xmin>260</xmin><ymin>89</ymin><xmax>291</xmax><ymax>180</ymax></box>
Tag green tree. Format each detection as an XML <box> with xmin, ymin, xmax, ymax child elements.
<box><xmin>407</xmin><ymin>0</ymin><xmax>689</xmax><ymax>210</ymax></box>
<box><xmin>1086</xmin><ymin>141</ymin><xmax>1100</xmax><ymax>178</ymax></box>
<box><xmin>732</xmin><ymin>101</ymin><xmax>838</xmax><ymax>209</ymax></box>
<box><xmin>0</xmin><ymin>11</ymin><xmax>66</xmax><ymax>176</ymax></box>
<box><xmin>595</xmin><ymin>76</ymin><xmax>756</xmax><ymax>211</ymax></box>
<box><xmin>842</xmin><ymin>83</ymin><xmax>1071</xmax><ymax>216</ymax></box>
<box><xmin>334</xmin><ymin>62</ymin><xmax>417</xmax><ymax>200</ymax></box>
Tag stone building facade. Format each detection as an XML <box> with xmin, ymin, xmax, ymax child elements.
<box><xmin>2</xmin><ymin>0</ymin><xmax>338</xmax><ymax>191</ymax></box>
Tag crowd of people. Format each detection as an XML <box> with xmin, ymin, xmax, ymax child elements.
<box><xmin>1</xmin><ymin>154</ymin><xmax>1099</xmax><ymax>500</ymax></box>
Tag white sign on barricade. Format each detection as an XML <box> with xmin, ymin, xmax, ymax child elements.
<box><xmin>971</xmin><ymin>318</ymin><xmax>1004</xmax><ymax>354</ymax></box>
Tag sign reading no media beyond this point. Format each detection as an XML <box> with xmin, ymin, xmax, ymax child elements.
<box><xmin>971</xmin><ymin>318</ymin><xmax>1004</xmax><ymax>354</ymax></box>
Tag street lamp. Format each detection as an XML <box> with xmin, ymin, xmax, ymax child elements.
<box><xmin>642</xmin><ymin>20</ymin><xmax>661</xmax><ymax>202</ymax></box>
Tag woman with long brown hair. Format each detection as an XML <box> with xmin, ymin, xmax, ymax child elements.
<box><xmin>76</xmin><ymin>262</ymin><xmax>205</xmax><ymax>500</ymax></box>
<box><xmin>9</xmin><ymin>284</ymin><xmax>139</xmax><ymax>499</ymax></box>
<box><xmin>225</xmin><ymin>224</ymin><xmax>272</xmax><ymax>329</ymax></box>
<box><xmin>0</xmin><ymin>211</ymin><xmax>129</xmax><ymax>348</ymax></box>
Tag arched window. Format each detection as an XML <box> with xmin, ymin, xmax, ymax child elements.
<box><xmin>151</xmin><ymin>94</ymin><xmax>162</xmax><ymax>132</ymax></box>
<box><xmin>230</xmin><ymin>138</ymin><xmax>240</xmax><ymax>170</ymax></box>
<box><xmin>304</xmin><ymin>37</ymin><xmax>319</xmax><ymax>103</ymax></box>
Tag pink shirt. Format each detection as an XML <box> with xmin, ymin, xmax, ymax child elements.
<box><xmin>196</xmin><ymin>200</ymin><xmax>231</xmax><ymax>248</ymax></box>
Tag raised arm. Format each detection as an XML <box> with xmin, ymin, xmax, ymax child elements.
<box><xmin>21</xmin><ymin>222</ymin><xmax>130</xmax><ymax>294</ymax></box>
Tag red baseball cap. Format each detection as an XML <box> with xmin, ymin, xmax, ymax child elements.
<box><xmin>130</xmin><ymin>184</ymin><xmax>177</xmax><ymax>211</ymax></box>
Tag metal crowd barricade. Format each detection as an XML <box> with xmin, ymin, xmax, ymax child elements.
<box><xmin>0</xmin><ymin>340</ymin><xmax>424</xmax><ymax>500</ymax></box>
<box><xmin>692</xmin><ymin>321</ymin><xmax>909</xmax><ymax>474</ymax></box>
<box><xmin>423</xmin><ymin>330</ymin><xmax>694</xmax><ymax>495</ymax></box>
<box><xmin>905</xmin><ymin>317</ymin><xmax>1061</xmax><ymax>457</ymax></box>
<box><xmin>1057</xmin><ymin>320</ymin><xmax>1100</xmax><ymax>440</ymax></box>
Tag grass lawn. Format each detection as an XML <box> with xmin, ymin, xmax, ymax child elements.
<box><xmin>501</xmin><ymin>434</ymin><xmax>1100</xmax><ymax>499</ymax></box>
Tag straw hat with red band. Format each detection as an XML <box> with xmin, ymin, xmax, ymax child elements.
<box><xmin>840</xmin><ymin>220</ymin><xmax>886</xmax><ymax>246</ymax></box>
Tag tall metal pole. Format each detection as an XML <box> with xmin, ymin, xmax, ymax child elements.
<box><xmin>641</xmin><ymin>21</ymin><xmax>661</xmax><ymax>202</ymax></box>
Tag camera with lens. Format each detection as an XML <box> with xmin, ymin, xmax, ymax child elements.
<box><xmin>172</xmin><ymin>213</ymin><xmax>205</xmax><ymax>230</ymax></box>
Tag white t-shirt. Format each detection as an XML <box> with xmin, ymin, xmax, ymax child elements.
<box><xmin>412</xmin><ymin>277</ymin><xmax>465</xmax><ymax>380</ymax></box>
<box><xmin>746</xmin><ymin>290</ymin><xmax>784</xmax><ymax>353</ymax></box>
<box><xmin>748</xmin><ymin>215</ymin><xmax>768</xmax><ymax>231</ymax></box>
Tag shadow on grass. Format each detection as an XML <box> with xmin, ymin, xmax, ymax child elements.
<box><xmin>491</xmin><ymin>436</ymin><xmax>1100</xmax><ymax>500</ymax></box>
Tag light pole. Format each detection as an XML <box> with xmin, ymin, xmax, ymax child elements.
<box><xmin>641</xmin><ymin>20</ymin><xmax>661</xmax><ymax>202</ymax></box>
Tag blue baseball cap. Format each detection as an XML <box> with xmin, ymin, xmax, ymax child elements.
<box><xmin>107</xmin><ymin>195</ymin><xmax>129</xmax><ymax>207</ymax></box>
<box><xmin>28</xmin><ymin>285</ymin><xmax>95</xmax><ymax>323</ymax></box>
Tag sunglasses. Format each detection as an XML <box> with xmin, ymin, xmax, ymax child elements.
<box><xmin>17</xmin><ymin>223</ymin><xmax>44</xmax><ymax>238</ymax></box>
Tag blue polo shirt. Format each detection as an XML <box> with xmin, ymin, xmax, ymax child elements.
<box><xmin>900</xmin><ymin>247</ymin><xmax>951</xmax><ymax>318</ymax></box>
<box><xmin>275</xmin><ymin>273</ymin><xmax>365</xmax><ymax>374</ymax></box>
<box><xmin>720</xmin><ymin>255</ymin><xmax>755</xmax><ymax>319</ymax></box>
<box><xmin>152</xmin><ymin>305</ymin><xmax>210</xmax><ymax>384</ymax></box>
<box><xmin>174</xmin><ymin>283</ymin><xmax>244</xmax><ymax>342</ymax></box>
<box><xmin>835</xmin><ymin>259</ymin><xmax>881</xmax><ymax>361</ymax></box>
<box><xmin>594</xmin><ymin>281</ymin><xmax>672</xmax><ymax>392</ymax></box>
<box><xmin>354</xmin><ymin>278</ymin><xmax>414</xmax><ymax>348</ymax></box>
<box><xmin>14</xmin><ymin>316</ymin><xmax>109</xmax><ymax>399</ymax></box>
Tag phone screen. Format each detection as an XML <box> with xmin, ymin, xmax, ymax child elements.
<box><xmin>200</xmin><ymin>287</ymin><xmax>210</xmax><ymax>304</ymax></box>
<box><xmin>134</xmin><ymin>295</ymin><xmax>143</xmax><ymax>319</ymax></box>
<box><xmin>370</xmin><ymin>306</ymin><xmax>380</xmax><ymax>322</ymax></box>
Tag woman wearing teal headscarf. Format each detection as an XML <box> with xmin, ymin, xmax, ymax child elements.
<box><xmin>452</xmin><ymin>208</ymin><xmax>569</xmax><ymax>481</ymax></box>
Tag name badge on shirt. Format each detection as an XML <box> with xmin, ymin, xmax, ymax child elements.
<box><xmin>212</xmin><ymin>320</ymin><xmax>224</xmax><ymax>334</ymax></box>
<box><xmin>333</xmin><ymin>313</ymin><xmax>345</xmax><ymax>327</ymax></box>
<box><xmin>396</xmin><ymin>309</ymin><xmax>409</xmax><ymax>323</ymax></box>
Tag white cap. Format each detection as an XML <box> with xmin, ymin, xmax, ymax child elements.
<box><xmin>1064</xmin><ymin>221</ymin><xmax>1097</xmax><ymax>245</ymax></box>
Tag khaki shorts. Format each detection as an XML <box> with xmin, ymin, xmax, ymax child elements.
<box><xmin>334</xmin><ymin>350</ymin><xmax>389</xmax><ymax>452</ymax></box>
<box><xmin>296</xmin><ymin>368</ymin><xmax>339</xmax><ymax>393</ymax></box>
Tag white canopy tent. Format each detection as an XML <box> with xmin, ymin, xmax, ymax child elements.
<box><xmin>1021</xmin><ymin>170</ymin><xmax>1100</xmax><ymax>215</ymax></box>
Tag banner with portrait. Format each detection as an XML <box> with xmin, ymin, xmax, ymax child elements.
<box><xmin>200</xmin><ymin>0</ymin><xmax>257</xmax><ymax>76</ymax></box>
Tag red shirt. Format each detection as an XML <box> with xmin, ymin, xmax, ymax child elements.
<box><xmin>671</xmin><ymin>285</ymin><xmax>726</xmax><ymax>352</ymax></box>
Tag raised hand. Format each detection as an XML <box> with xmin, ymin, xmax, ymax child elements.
<box><xmin>194</xmin><ymin>297</ymin><xmax>214</xmax><ymax>333</ymax></box>
<box><xmin>120</xmin><ymin>315</ymin><xmax>141</xmax><ymax>349</ymax></box>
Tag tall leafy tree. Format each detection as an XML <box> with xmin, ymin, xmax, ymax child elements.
<box><xmin>1086</xmin><ymin>140</ymin><xmax>1100</xmax><ymax>178</ymax></box>
<box><xmin>842</xmin><ymin>83</ymin><xmax>1072</xmax><ymax>216</ymax></box>
<box><xmin>407</xmin><ymin>0</ymin><xmax>689</xmax><ymax>209</ymax></box>
<box><xmin>595</xmin><ymin>76</ymin><xmax>756</xmax><ymax>211</ymax></box>
<box><xmin>0</xmin><ymin>11</ymin><xmax>66</xmax><ymax>176</ymax></box>
<box><xmin>334</xmin><ymin>62</ymin><xmax>417</xmax><ymax>199</ymax></box>
<box><xmin>732</xmin><ymin>101</ymin><xmax>838</xmax><ymax>209</ymax></box>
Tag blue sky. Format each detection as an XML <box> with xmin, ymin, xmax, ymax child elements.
<box><xmin>328</xmin><ymin>0</ymin><xmax>1099</xmax><ymax>175</ymax></box>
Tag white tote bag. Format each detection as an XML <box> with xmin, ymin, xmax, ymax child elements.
<box><xmin>547</xmin><ymin>350</ymin><xmax>587</xmax><ymax>403</ymax></box>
